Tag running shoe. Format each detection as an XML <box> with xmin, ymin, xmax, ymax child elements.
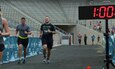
<box><xmin>46</xmin><ymin>60</ymin><xmax>50</xmax><ymax>64</ymax></box>
<box><xmin>22</xmin><ymin>59</ymin><xmax>26</xmax><ymax>64</ymax></box>
<box><xmin>43</xmin><ymin>58</ymin><xmax>47</xmax><ymax>63</ymax></box>
<box><xmin>17</xmin><ymin>60</ymin><xmax>21</xmax><ymax>64</ymax></box>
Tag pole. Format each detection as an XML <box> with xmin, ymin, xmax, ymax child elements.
<box><xmin>105</xmin><ymin>19</ymin><xmax>109</xmax><ymax>69</ymax></box>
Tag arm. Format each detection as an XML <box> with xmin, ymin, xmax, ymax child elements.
<box><xmin>28</xmin><ymin>32</ymin><xmax>32</xmax><ymax>35</ymax></box>
<box><xmin>2</xmin><ymin>18</ymin><xmax>10</xmax><ymax>36</ymax></box>
<box><xmin>39</xmin><ymin>30</ymin><xmax>42</xmax><ymax>38</ymax></box>
<box><xmin>48</xmin><ymin>30</ymin><xmax>56</xmax><ymax>34</ymax></box>
<box><xmin>39</xmin><ymin>25</ymin><xmax>43</xmax><ymax>38</ymax></box>
<box><xmin>25</xmin><ymin>26</ymin><xmax>32</xmax><ymax>35</ymax></box>
<box><xmin>25</xmin><ymin>31</ymin><xmax>32</xmax><ymax>35</ymax></box>
<box><xmin>48</xmin><ymin>25</ymin><xmax>56</xmax><ymax>34</ymax></box>
<box><xmin>15</xmin><ymin>30</ymin><xmax>18</xmax><ymax>36</ymax></box>
<box><xmin>15</xmin><ymin>25</ymin><xmax>18</xmax><ymax>36</ymax></box>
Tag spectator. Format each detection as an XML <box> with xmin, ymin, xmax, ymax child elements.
<box><xmin>97</xmin><ymin>21</ymin><xmax>102</xmax><ymax>32</ymax></box>
<box><xmin>97</xmin><ymin>35</ymin><xmax>100</xmax><ymax>44</ymax></box>
<box><xmin>91</xmin><ymin>35</ymin><xmax>95</xmax><ymax>45</ymax></box>
<box><xmin>93</xmin><ymin>24</ymin><xmax>97</xmax><ymax>30</ymax></box>
<box><xmin>112</xmin><ymin>25</ymin><xmax>115</xmax><ymax>33</ymax></box>
<box><xmin>89</xmin><ymin>21</ymin><xmax>92</xmax><ymax>28</ymax></box>
<box><xmin>84</xmin><ymin>34</ymin><xmax>87</xmax><ymax>45</ymax></box>
<box><xmin>77</xmin><ymin>32</ymin><xmax>82</xmax><ymax>45</ymax></box>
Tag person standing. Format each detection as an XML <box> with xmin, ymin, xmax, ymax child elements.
<box><xmin>91</xmin><ymin>34</ymin><xmax>95</xmax><ymax>45</ymax></box>
<box><xmin>15</xmin><ymin>17</ymin><xmax>32</xmax><ymax>64</ymax></box>
<box><xmin>84</xmin><ymin>34</ymin><xmax>87</xmax><ymax>45</ymax></box>
<box><xmin>0</xmin><ymin>9</ymin><xmax>10</xmax><ymax>65</ymax></box>
<box><xmin>77</xmin><ymin>33</ymin><xmax>82</xmax><ymax>45</ymax></box>
<box><xmin>40</xmin><ymin>16</ymin><xmax>56</xmax><ymax>64</ymax></box>
<box><xmin>97</xmin><ymin>35</ymin><xmax>100</xmax><ymax>44</ymax></box>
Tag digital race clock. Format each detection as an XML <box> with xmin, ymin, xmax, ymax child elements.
<box><xmin>79</xmin><ymin>5</ymin><xmax>115</xmax><ymax>20</ymax></box>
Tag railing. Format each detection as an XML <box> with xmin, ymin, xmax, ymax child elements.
<box><xmin>55</xmin><ymin>26</ymin><xmax>69</xmax><ymax>35</ymax></box>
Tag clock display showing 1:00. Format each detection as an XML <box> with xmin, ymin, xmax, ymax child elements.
<box><xmin>93</xmin><ymin>6</ymin><xmax>115</xmax><ymax>18</ymax></box>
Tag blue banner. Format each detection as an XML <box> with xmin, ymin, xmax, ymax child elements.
<box><xmin>109</xmin><ymin>35</ymin><xmax>115</xmax><ymax>64</ymax></box>
<box><xmin>2</xmin><ymin>36</ymin><xmax>42</xmax><ymax>63</ymax></box>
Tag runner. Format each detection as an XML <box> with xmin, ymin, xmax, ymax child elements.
<box><xmin>15</xmin><ymin>17</ymin><xmax>32</xmax><ymax>64</ymax></box>
<box><xmin>40</xmin><ymin>16</ymin><xmax>56</xmax><ymax>64</ymax></box>
<box><xmin>0</xmin><ymin>9</ymin><xmax>10</xmax><ymax>65</ymax></box>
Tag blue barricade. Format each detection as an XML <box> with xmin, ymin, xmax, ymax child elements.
<box><xmin>2</xmin><ymin>36</ymin><xmax>42</xmax><ymax>63</ymax></box>
<box><xmin>109</xmin><ymin>35</ymin><xmax>115</xmax><ymax>64</ymax></box>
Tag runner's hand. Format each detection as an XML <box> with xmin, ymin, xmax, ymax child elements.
<box><xmin>25</xmin><ymin>31</ymin><xmax>28</xmax><ymax>34</ymax></box>
<box><xmin>48</xmin><ymin>29</ymin><xmax>52</xmax><ymax>33</ymax></box>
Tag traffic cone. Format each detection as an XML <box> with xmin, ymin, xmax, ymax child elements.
<box><xmin>86</xmin><ymin>65</ymin><xmax>91</xmax><ymax>69</ymax></box>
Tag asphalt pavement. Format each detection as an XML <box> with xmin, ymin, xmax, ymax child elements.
<box><xmin>1</xmin><ymin>45</ymin><xmax>114</xmax><ymax>69</ymax></box>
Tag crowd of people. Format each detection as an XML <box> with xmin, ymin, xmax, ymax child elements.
<box><xmin>77</xmin><ymin>32</ymin><xmax>100</xmax><ymax>45</ymax></box>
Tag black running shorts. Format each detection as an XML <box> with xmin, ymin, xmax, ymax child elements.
<box><xmin>41</xmin><ymin>38</ymin><xmax>53</xmax><ymax>49</ymax></box>
<box><xmin>0</xmin><ymin>44</ymin><xmax>5</xmax><ymax>52</ymax></box>
<box><xmin>17</xmin><ymin>37</ymin><xmax>29</xmax><ymax>49</ymax></box>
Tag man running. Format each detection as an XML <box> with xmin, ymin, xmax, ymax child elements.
<box><xmin>0</xmin><ymin>9</ymin><xmax>10</xmax><ymax>65</ymax></box>
<box><xmin>40</xmin><ymin>16</ymin><xmax>56</xmax><ymax>64</ymax></box>
<box><xmin>15</xmin><ymin>17</ymin><xmax>31</xmax><ymax>64</ymax></box>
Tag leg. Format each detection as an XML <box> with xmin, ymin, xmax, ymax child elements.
<box><xmin>79</xmin><ymin>39</ymin><xmax>81</xmax><ymax>45</ymax></box>
<box><xmin>92</xmin><ymin>39</ymin><xmax>93</xmax><ymax>45</ymax></box>
<box><xmin>23</xmin><ymin>41</ymin><xmax>28</xmax><ymax>59</ymax></box>
<box><xmin>0</xmin><ymin>52</ymin><xmax>2</xmax><ymax>69</ymax></box>
<box><xmin>78</xmin><ymin>39</ymin><xmax>80</xmax><ymax>44</ymax></box>
<box><xmin>43</xmin><ymin>44</ymin><xmax>47</xmax><ymax>59</ymax></box>
<box><xmin>92</xmin><ymin>41</ymin><xmax>94</xmax><ymax>45</ymax></box>
<box><xmin>46</xmin><ymin>48</ymin><xmax>52</xmax><ymax>64</ymax></box>
<box><xmin>0</xmin><ymin>52</ymin><xmax>3</xmax><ymax>63</ymax></box>
<box><xmin>84</xmin><ymin>40</ymin><xmax>86</xmax><ymax>45</ymax></box>
<box><xmin>42</xmin><ymin>38</ymin><xmax>47</xmax><ymax>59</ymax></box>
<box><xmin>22</xmin><ymin>38</ymin><xmax>29</xmax><ymax>64</ymax></box>
<box><xmin>23</xmin><ymin>48</ymin><xmax>27</xmax><ymax>59</ymax></box>
<box><xmin>47</xmin><ymin>48</ymin><xmax>51</xmax><ymax>60</ymax></box>
<box><xmin>0</xmin><ymin>44</ymin><xmax>4</xmax><ymax>64</ymax></box>
<box><xmin>85</xmin><ymin>41</ymin><xmax>86</xmax><ymax>45</ymax></box>
<box><xmin>86</xmin><ymin>40</ymin><xmax>87</xmax><ymax>45</ymax></box>
<box><xmin>18</xmin><ymin>44</ymin><xmax>22</xmax><ymax>61</ymax></box>
<box><xmin>17</xmin><ymin>37</ymin><xmax>23</xmax><ymax>63</ymax></box>
<box><xmin>43</xmin><ymin>49</ymin><xmax>46</xmax><ymax>58</ymax></box>
<box><xmin>46</xmin><ymin>40</ymin><xmax>53</xmax><ymax>63</ymax></box>
<box><xmin>22</xmin><ymin>47</ymin><xmax>27</xmax><ymax>64</ymax></box>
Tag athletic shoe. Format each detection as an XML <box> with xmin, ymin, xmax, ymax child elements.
<box><xmin>43</xmin><ymin>58</ymin><xmax>47</xmax><ymax>63</ymax></box>
<box><xmin>22</xmin><ymin>59</ymin><xmax>26</xmax><ymax>64</ymax></box>
<box><xmin>17</xmin><ymin>60</ymin><xmax>21</xmax><ymax>64</ymax></box>
<box><xmin>46</xmin><ymin>60</ymin><xmax>50</xmax><ymax>64</ymax></box>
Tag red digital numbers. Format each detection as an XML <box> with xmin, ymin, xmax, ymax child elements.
<box><xmin>99</xmin><ymin>6</ymin><xmax>106</xmax><ymax>18</ymax></box>
<box><xmin>93</xmin><ymin>6</ymin><xmax>115</xmax><ymax>18</ymax></box>
<box><xmin>93</xmin><ymin>8</ymin><xmax>96</xmax><ymax>17</ymax></box>
<box><xmin>106</xmin><ymin>6</ymin><xmax>114</xmax><ymax>18</ymax></box>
